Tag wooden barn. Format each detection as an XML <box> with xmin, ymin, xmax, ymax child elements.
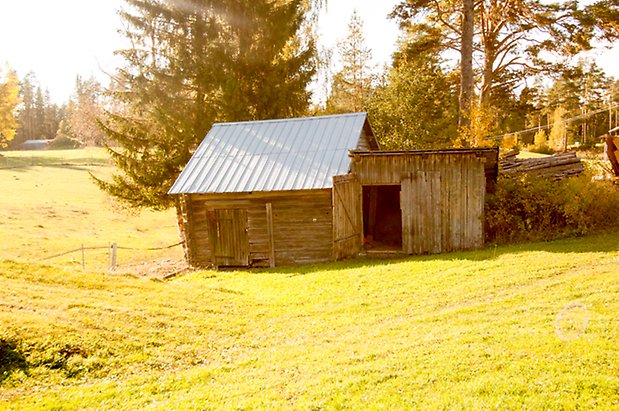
<box><xmin>169</xmin><ymin>113</ymin><xmax>498</xmax><ymax>268</ymax></box>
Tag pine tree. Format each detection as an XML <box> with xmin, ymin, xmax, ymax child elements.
<box><xmin>95</xmin><ymin>0</ymin><xmax>214</xmax><ymax>210</ymax></box>
<box><xmin>42</xmin><ymin>90</ymin><xmax>62</xmax><ymax>140</ymax></box>
<box><xmin>12</xmin><ymin>73</ymin><xmax>64</xmax><ymax>146</ymax></box>
<box><xmin>0</xmin><ymin>67</ymin><xmax>21</xmax><ymax>148</ymax></box>
<box><xmin>542</xmin><ymin>60</ymin><xmax>612</xmax><ymax>145</ymax></box>
<box><xmin>218</xmin><ymin>0</ymin><xmax>316</xmax><ymax>120</ymax></box>
<box><xmin>459</xmin><ymin>0</ymin><xmax>474</xmax><ymax>131</ymax></box>
<box><xmin>33</xmin><ymin>87</ymin><xmax>47</xmax><ymax>139</ymax></box>
<box><xmin>392</xmin><ymin>0</ymin><xmax>619</xmax><ymax>136</ymax></box>
<box><xmin>14</xmin><ymin>73</ymin><xmax>36</xmax><ymax>146</ymax></box>
<box><xmin>96</xmin><ymin>0</ymin><xmax>317</xmax><ymax>211</ymax></box>
<box><xmin>326</xmin><ymin>11</ymin><xmax>374</xmax><ymax>113</ymax></box>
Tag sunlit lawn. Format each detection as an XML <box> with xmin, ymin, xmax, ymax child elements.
<box><xmin>0</xmin><ymin>148</ymin><xmax>182</xmax><ymax>272</ymax></box>
<box><xmin>1</xmin><ymin>232</ymin><xmax>618</xmax><ymax>409</ymax></box>
<box><xmin>1</xmin><ymin>148</ymin><xmax>618</xmax><ymax>409</ymax></box>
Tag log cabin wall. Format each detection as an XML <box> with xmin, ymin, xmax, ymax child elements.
<box><xmin>177</xmin><ymin>195</ymin><xmax>196</xmax><ymax>266</ymax></box>
<box><xmin>181</xmin><ymin>189</ymin><xmax>333</xmax><ymax>267</ymax></box>
<box><xmin>350</xmin><ymin>150</ymin><xmax>491</xmax><ymax>254</ymax></box>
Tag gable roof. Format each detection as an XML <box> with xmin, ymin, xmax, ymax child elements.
<box><xmin>169</xmin><ymin>112</ymin><xmax>376</xmax><ymax>194</ymax></box>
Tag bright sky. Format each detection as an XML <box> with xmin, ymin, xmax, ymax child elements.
<box><xmin>0</xmin><ymin>0</ymin><xmax>402</xmax><ymax>105</ymax></box>
<box><xmin>318</xmin><ymin>1</ymin><xmax>401</xmax><ymax>68</ymax></box>
<box><xmin>0</xmin><ymin>0</ymin><xmax>616</xmax><ymax>105</ymax></box>
<box><xmin>0</xmin><ymin>1</ymin><xmax>127</xmax><ymax>104</ymax></box>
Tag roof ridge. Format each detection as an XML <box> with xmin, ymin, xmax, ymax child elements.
<box><xmin>212</xmin><ymin>112</ymin><xmax>367</xmax><ymax>127</ymax></box>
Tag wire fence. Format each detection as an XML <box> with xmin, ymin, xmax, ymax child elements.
<box><xmin>488</xmin><ymin>103</ymin><xmax>619</xmax><ymax>141</ymax></box>
<box><xmin>2</xmin><ymin>149</ymin><xmax>186</xmax><ymax>277</ymax></box>
<box><xmin>36</xmin><ymin>242</ymin><xmax>184</xmax><ymax>275</ymax></box>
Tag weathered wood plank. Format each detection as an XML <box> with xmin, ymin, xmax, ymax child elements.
<box><xmin>355</xmin><ymin>152</ymin><xmax>487</xmax><ymax>255</ymax></box>
<box><xmin>265</xmin><ymin>203</ymin><xmax>275</xmax><ymax>268</ymax></box>
<box><xmin>333</xmin><ymin>174</ymin><xmax>363</xmax><ymax>260</ymax></box>
<box><xmin>404</xmin><ymin>165</ymin><xmax>414</xmax><ymax>254</ymax></box>
<box><xmin>209</xmin><ymin>209</ymin><xmax>249</xmax><ymax>267</ymax></box>
<box><xmin>185</xmin><ymin>189</ymin><xmax>333</xmax><ymax>267</ymax></box>
<box><xmin>429</xmin><ymin>170</ymin><xmax>442</xmax><ymax>254</ymax></box>
<box><xmin>178</xmin><ymin>151</ymin><xmax>493</xmax><ymax>267</ymax></box>
<box><xmin>351</xmin><ymin>149</ymin><xmax>498</xmax><ymax>196</ymax></box>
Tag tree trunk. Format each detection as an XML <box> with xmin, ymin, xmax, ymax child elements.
<box><xmin>459</xmin><ymin>0</ymin><xmax>474</xmax><ymax>145</ymax></box>
<box><xmin>479</xmin><ymin>52</ymin><xmax>494</xmax><ymax>108</ymax></box>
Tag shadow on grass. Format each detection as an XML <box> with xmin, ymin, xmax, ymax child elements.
<box><xmin>0</xmin><ymin>337</ymin><xmax>28</xmax><ymax>383</ymax></box>
<box><xmin>244</xmin><ymin>230</ymin><xmax>619</xmax><ymax>277</ymax></box>
<box><xmin>0</xmin><ymin>155</ymin><xmax>109</xmax><ymax>171</ymax></box>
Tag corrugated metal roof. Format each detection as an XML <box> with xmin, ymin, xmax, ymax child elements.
<box><xmin>169</xmin><ymin>113</ymin><xmax>369</xmax><ymax>194</ymax></box>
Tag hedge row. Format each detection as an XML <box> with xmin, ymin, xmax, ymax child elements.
<box><xmin>485</xmin><ymin>175</ymin><xmax>619</xmax><ymax>244</ymax></box>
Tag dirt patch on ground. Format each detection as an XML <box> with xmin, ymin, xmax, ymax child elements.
<box><xmin>114</xmin><ymin>258</ymin><xmax>192</xmax><ymax>279</ymax></box>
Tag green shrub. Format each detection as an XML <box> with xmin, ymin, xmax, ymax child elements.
<box><xmin>49</xmin><ymin>135</ymin><xmax>83</xmax><ymax>150</ymax></box>
<box><xmin>533</xmin><ymin>129</ymin><xmax>548</xmax><ymax>148</ymax></box>
<box><xmin>485</xmin><ymin>175</ymin><xmax>619</xmax><ymax>244</ymax></box>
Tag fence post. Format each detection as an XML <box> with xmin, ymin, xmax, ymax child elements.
<box><xmin>111</xmin><ymin>242</ymin><xmax>117</xmax><ymax>271</ymax></box>
<box><xmin>81</xmin><ymin>244</ymin><xmax>85</xmax><ymax>271</ymax></box>
<box><xmin>107</xmin><ymin>242</ymin><xmax>111</xmax><ymax>271</ymax></box>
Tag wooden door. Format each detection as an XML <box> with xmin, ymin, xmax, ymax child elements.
<box><xmin>333</xmin><ymin>174</ymin><xmax>363</xmax><ymax>259</ymax></box>
<box><xmin>401</xmin><ymin>171</ymin><xmax>442</xmax><ymax>255</ymax></box>
<box><xmin>207</xmin><ymin>209</ymin><xmax>249</xmax><ymax>267</ymax></box>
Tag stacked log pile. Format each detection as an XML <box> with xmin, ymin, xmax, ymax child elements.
<box><xmin>500</xmin><ymin>151</ymin><xmax>585</xmax><ymax>180</ymax></box>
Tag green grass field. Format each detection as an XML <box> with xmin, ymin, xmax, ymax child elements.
<box><xmin>0</xmin><ymin>148</ymin><xmax>182</xmax><ymax>273</ymax></box>
<box><xmin>1</xmin><ymin>149</ymin><xmax>618</xmax><ymax>409</ymax></box>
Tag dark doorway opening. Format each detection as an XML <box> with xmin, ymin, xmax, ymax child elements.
<box><xmin>363</xmin><ymin>185</ymin><xmax>402</xmax><ymax>251</ymax></box>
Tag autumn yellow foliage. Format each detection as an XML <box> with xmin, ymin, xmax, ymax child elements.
<box><xmin>0</xmin><ymin>66</ymin><xmax>21</xmax><ymax>147</ymax></box>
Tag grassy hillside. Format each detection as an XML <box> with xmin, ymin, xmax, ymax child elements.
<box><xmin>1</xmin><ymin>232</ymin><xmax>618</xmax><ymax>409</ymax></box>
<box><xmin>1</xmin><ymin>148</ymin><xmax>618</xmax><ymax>409</ymax></box>
<box><xmin>0</xmin><ymin>148</ymin><xmax>182</xmax><ymax>273</ymax></box>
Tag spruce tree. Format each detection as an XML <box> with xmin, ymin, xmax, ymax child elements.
<box><xmin>96</xmin><ymin>0</ymin><xmax>316</xmax><ymax>211</ymax></box>
<box><xmin>326</xmin><ymin>11</ymin><xmax>374</xmax><ymax>113</ymax></box>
